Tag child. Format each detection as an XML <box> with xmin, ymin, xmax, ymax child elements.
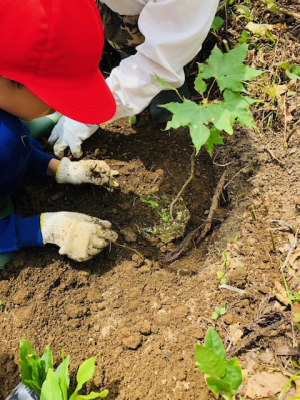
<box><xmin>0</xmin><ymin>0</ymin><xmax>118</xmax><ymax>267</ymax></box>
<box><xmin>48</xmin><ymin>0</ymin><xmax>219</xmax><ymax>159</ymax></box>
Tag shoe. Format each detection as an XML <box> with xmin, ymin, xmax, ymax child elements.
<box><xmin>149</xmin><ymin>81</ymin><xmax>189</xmax><ymax>125</ymax></box>
<box><xmin>0</xmin><ymin>196</ymin><xmax>14</xmax><ymax>270</ymax></box>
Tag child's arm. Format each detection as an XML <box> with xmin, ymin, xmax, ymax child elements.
<box><xmin>28</xmin><ymin>140</ymin><xmax>118</xmax><ymax>188</ymax></box>
<box><xmin>0</xmin><ymin>211</ymin><xmax>117</xmax><ymax>261</ymax></box>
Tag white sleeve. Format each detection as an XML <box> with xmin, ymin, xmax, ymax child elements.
<box><xmin>105</xmin><ymin>0</ymin><xmax>219</xmax><ymax>122</ymax></box>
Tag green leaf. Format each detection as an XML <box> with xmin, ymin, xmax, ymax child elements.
<box><xmin>19</xmin><ymin>339</ymin><xmax>37</xmax><ymax>361</ymax></box>
<box><xmin>41</xmin><ymin>347</ymin><xmax>53</xmax><ymax>382</ymax></box>
<box><xmin>205</xmin><ymin>127</ymin><xmax>224</xmax><ymax>156</ymax></box>
<box><xmin>163</xmin><ymin>100</ymin><xmax>211</xmax><ymax>154</ymax></box>
<box><xmin>129</xmin><ymin>115</ymin><xmax>137</xmax><ymax>125</ymax></box>
<box><xmin>238</xmin><ymin>30</ymin><xmax>249</xmax><ymax>44</ymax></box>
<box><xmin>222</xmin><ymin>90</ymin><xmax>258</xmax><ymax>129</ymax></box>
<box><xmin>77</xmin><ymin>390</ymin><xmax>109</xmax><ymax>399</ymax></box>
<box><xmin>70</xmin><ymin>356</ymin><xmax>98</xmax><ymax>400</ymax></box>
<box><xmin>211</xmin><ymin>16</ymin><xmax>224</xmax><ymax>30</ymax></box>
<box><xmin>199</xmin><ymin>44</ymin><xmax>263</xmax><ymax>93</ymax></box>
<box><xmin>222</xmin><ymin>358</ymin><xmax>243</xmax><ymax>394</ymax></box>
<box><xmin>40</xmin><ymin>369</ymin><xmax>63</xmax><ymax>400</ymax></box>
<box><xmin>266</xmin><ymin>0</ymin><xmax>277</xmax><ymax>12</ymax></box>
<box><xmin>236</xmin><ymin>5</ymin><xmax>251</xmax><ymax>17</ymax></box>
<box><xmin>204</xmin><ymin>328</ymin><xmax>226</xmax><ymax>361</ymax></box>
<box><xmin>154</xmin><ymin>73</ymin><xmax>177</xmax><ymax>92</ymax></box>
<box><xmin>195</xmin><ymin>345</ymin><xmax>226</xmax><ymax>378</ymax></box>
<box><xmin>206</xmin><ymin>377</ymin><xmax>232</xmax><ymax>394</ymax></box>
<box><xmin>55</xmin><ymin>355</ymin><xmax>70</xmax><ymax>400</ymax></box>
<box><xmin>286</xmin><ymin>64</ymin><xmax>300</xmax><ymax>80</ymax></box>
<box><xmin>194</xmin><ymin>73</ymin><xmax>207</xmax><ymax>96</ymax></box>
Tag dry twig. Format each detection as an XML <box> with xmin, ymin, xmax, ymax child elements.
<box><xmin>163</xmin><ymin>171</ymin><xmax>226</xmax><ymax>263</ymax></box>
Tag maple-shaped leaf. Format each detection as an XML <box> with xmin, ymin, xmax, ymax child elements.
<box><xmin>222</xmin><ymin>90</ymin><xmax>258</xmax><ymax>128</ymax></box>
<box><xmin>162</xmin><ymin>99</ymin><xmax>211</xmax><ymax>154</ymax></box>
<box><xmin>198</xmin><ymin>43</ymin><xmax>263</xmax><ymax>93</ymax></box>
<box><xmin>205</xmin><ymin>127</ymin><xmax>224</xmax><ymax>156</ymax></box>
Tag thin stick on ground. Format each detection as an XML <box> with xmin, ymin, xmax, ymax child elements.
<box><xmin>164</xmin><ymin>170</ymin><xmax>226</xmax><ymax>264</ymax></box>
<box><xmin>169</xmin><ymin>148</ymin><xmax>196</xmax><ymax>220</ymax></box>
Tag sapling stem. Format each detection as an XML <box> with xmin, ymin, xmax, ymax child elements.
<box><xmin>206</xmin><ymin>78</ymin><xmax>216</xmax><ymax>102</ymax></box>
<box><xmin>223</xmin><ymin>39</ymin><xmax>230</xmax><ymax>53</ymax></box>
<box><xmin>169</xmin><ymin>148</ymin><xmax>195</xmax><ymax>220</ymax></box>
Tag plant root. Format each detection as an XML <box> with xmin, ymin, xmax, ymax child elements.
<box><xmin>227</xmin><ymin>309</ymin><xmax>290</xmax><ymax>358</ymax></box>
<box><xmin>163</xmin><ymin>171</ymin><xmax>226</xmax><ymax>264</ymax></box>
<box><xmin>169</xmin><ymin>149</ymin><xmax>195</xmax><ymax>220</ymax></box>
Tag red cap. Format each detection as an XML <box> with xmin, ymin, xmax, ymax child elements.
<box><xmin>0</xmin><ymin>0</ymin><xmax>116</xmax><ymax>124</ymax></box>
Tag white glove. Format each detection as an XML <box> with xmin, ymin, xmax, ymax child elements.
<box><xmin>41</xmin><ymin>212</ymin><xmax>118</xmax><ymax>262</ymax></box>
<box><xmin>48</xmin><ymin>116</ymin><xmax>99</xmax><ymax>159</ymax></box>
<box><xmin>55</xmin><ymin>158</ymin><xmax>119</xmax><ymax>188</ymax></box>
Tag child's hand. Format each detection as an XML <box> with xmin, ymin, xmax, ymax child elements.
<box><xmin>55</xmin><ymin>158</ymin><xmax>119</xmax><ymax>188</ymax></box>
<box><xmin>48</xmin><ymin>116</ymin><xmax>99</xmax><ymax>159</ymax></box>
<box><xmin>41</xmin><ymin>212</ymin><xmax>118</xmax><ymax>262</ymax></box>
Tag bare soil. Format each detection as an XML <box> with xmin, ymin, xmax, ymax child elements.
<box><xmin>1</xmin><ymin>3</ymin><xmax>300</xmax><ymax>399</ymax></box>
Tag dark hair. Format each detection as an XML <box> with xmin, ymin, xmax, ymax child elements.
<box><xmin>10</xmin><ymin>79</ymin><xmax>23</xmax><ymax>88</ymax></box>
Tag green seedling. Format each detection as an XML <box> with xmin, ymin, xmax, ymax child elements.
<box><xmin>286</xmin><ymin>64</ymin><xmax>300</xmax><ymax>80</ymax></box>
<box><xmin>212</xmin><ymin>303</ymin><xmax>227</xmax><ymax>320</ymax></box>
<box><xmin>129</xmin><ymin>115</ymin><xmax>137</xmax><ymax>125</ymax></box>
<box><xmin>238</xmin><ymin>30</ymin><xmax>249</xmax><ymax>44</ymax></box>
<box><xmin>210</xmin><ymin>16</ymin><xmax>224</xmax><ymax>41</ymax></box>
<box><xmin>266</xmin><ymin>0</ymin><xmax>277</xmax><ymax>12</ymax></box>
<box><xmin>19</xmin><ymin>339</ymin><xmax>108</xmax><ymax>399</ymax></box>
<box><xmin>195</xmin><ymin>328</ymin><xmax>243</xmax><ymax>399</ymax></box>
<box><xmin>235</xmin><ymin>5</ymin><xmax>254</xmax><ymax>21</ymax></box>
<box><xmin>140</xmin><ymin>196</ymin><xmax>170</xmax><ymax>223</ymax></box>
<box><xmin>222</xmin><ymin>250</ymin><xmax>230</xmax><ymax>269</ymax></box>
<box><xmin>0</xmin><ymin>300</ymin><xmax>3</xmax><ymax>313</ymax></box>
<box><xmin>140</xmin><ymin>194</ymin><xmax>190</xmax><ymax>242</ymax></box>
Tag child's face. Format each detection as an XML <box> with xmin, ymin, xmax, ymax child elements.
<box><xmin>0</xmin><ymin>76</ymin><xmax>55</xmax><ymax>120</ymax></box>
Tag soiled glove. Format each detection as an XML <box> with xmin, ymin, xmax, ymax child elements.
<box><xmin>55</xmin><ymin>158</ymin><xmax>119</xmax><ymax>188</ymax></box>
<box><xmin>48</xmin><ymin>116</ymin><xmax>99</xmax><ymax>159</ymax></box>
<box><xmin>41</xmin><ymin>212</ymin><xmax>118</xmax><ymax>262</ymax></box>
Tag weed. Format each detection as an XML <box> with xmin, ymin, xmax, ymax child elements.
<box><xmin>140</xmin><ymin>193</ymin><xmax>190</xmax><ymax>243</ymax></box>
<box><xmin>0</xmin><ymin>300</ymin><xmax>3</xmax><ymax>313</ymax></box>
<box><xmin>212</xmin><ymin>303</ymin><xmax>227</xmax><ymax>320</ymax></box>
<box><xmin>195</xmin><ymin>328</ymin><xmax>243</xmax><ymax>399</ymax></box>
<box><xmin>19</xmin><ymin>339</ymin><xmax>108</xmax><ymax>399</ymax></box>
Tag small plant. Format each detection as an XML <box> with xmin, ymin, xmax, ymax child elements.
<box><xmin>140</xmin><ymin>193</ymin><xmax>190</xmax><ymax>243</ymax></box>
<box><xmin>19</xmin><ymin>339</ymin><xmax>108</xmax><ymax>399</ymax></box>
<box><xmin>157</xmin><ymin>43</ymin><xmax>263</xmax><ymax>219</ymax></box>
<box><xmin>212</xmin><ymin>303</ymin><xmax>227</xmax><ymax>320</ymax></box>
<box><xmin>195</xmin><ymin>328</ymin><xmax>243</xmax><ymax>399</ymax></box>
<box><xmin>0</xmin><ymin>300</ymin><xmax>3</xmax><ymax>313</ymax></box>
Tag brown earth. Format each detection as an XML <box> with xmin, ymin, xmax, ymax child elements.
<box><xmin>1</xmin><ymin>3</ymin><xmax>300</xmax><ymax>399</ymax></box>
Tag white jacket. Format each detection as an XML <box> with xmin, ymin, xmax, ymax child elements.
<box><xmin>102</xmin><ymin>0</ymin><xmax>219</xmax><ymax>122</ymax></box>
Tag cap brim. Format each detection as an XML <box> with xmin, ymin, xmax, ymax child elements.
<box><xmin>25</xmin><ymin>70</ymin><xmax>116</xmax><ymax>124</ymax></box>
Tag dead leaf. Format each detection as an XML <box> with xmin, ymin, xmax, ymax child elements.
<box><xmin>289</xmin><ymin>249</ymin><xmax>300</xmax><ymax>268</ymax></box>
<box><xmin>274</xmin><ymin>281</ymin><xmax>290</xmax><ymax>305</ymax></box>
<box><xmin>291</xmin><ymin>302</ymin><xmax>300</xmax><ymax>322</ymax></box>
<box><xmin>246</xmin><ymin>22</ymin><xmax>286</xmax><ymax>37</ymax></box>
<box><xmin>229</xmin><ymin>323</ymin><xmax>244</xmax><ymax>344</ymax></box>
<box><xmin>275</xmin><ymin>345</ymin><xmax>300</xmax><ymax>356</ymax></box>
<box><xmin>276</xmin><ymin>84</ymin><xmax>288</xmax><ymax>97</ymax></box>
<box><xmin>245</xmin><ymin>372</ymin><xmax>291</xmax><ymax>398</ymax></box>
